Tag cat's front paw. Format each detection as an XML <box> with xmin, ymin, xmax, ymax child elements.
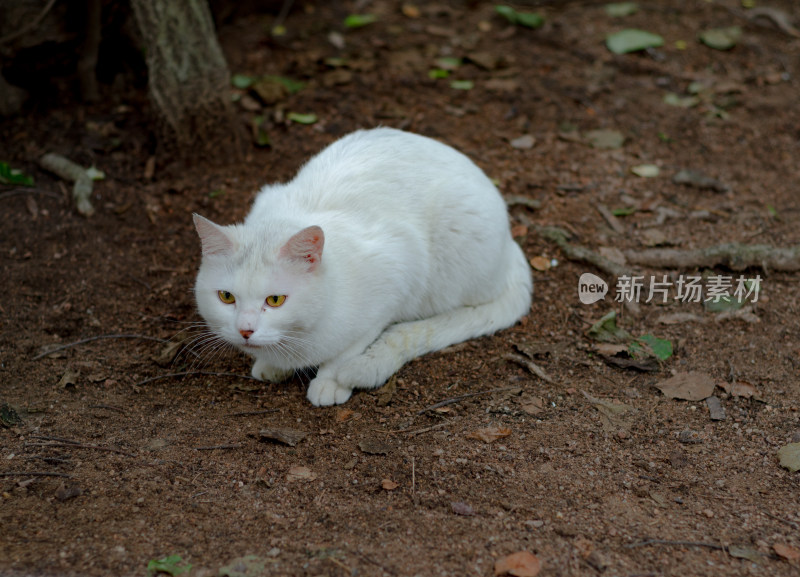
<box><xmin>252</xmin><ymin>360</ymin><xmax>292</xmax><ymax>383</ymax></box>
<box><xmin>306</xmin><ymin>377</ymin><xmax>353</xmax><ymax>406</ymax></box>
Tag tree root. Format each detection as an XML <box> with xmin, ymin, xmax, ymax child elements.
<box><xmin>624</xmin><ymin>243</ymin><xmax>800</xmax><ymax>272</ymax></box>
<box><xmin>536</xmin><ymin>226</ymin><xmax>633</xmax><ymax>277</ymax></box>
<box><xmin>530</xmin><ymin>223</ymin><xmax>800</xmax><ymax>275</ymax></box>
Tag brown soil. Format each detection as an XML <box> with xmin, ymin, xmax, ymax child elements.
<box><xmin>2</xmin><ymin>1</ymin><xmax>799</xmax><ymax>576</ymax></box>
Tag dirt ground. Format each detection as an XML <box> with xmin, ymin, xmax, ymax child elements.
<box><xmin>2</xmin><ymin>1</ymin><xmax>800</xmax><ymax>576</ymax></box>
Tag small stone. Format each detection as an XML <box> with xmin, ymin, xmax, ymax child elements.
<box><xmin>510</xmin><ymin>135</ymin><xmax>536</xmax><ymax>149</ymax></box>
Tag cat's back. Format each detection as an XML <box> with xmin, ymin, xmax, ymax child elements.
<box><xmin>255</xmin><ymin>128</ymin><xmax>497</xmax><ymax>216</ymax></box>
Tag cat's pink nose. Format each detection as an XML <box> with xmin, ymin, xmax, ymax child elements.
<box><xmin>239</xmin><ymin>329</ymin><xmax>254</xmax><ymax>339</ymax></box>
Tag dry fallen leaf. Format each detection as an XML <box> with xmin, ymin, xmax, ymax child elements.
<box><xmin>381</xmin><ymin>479</ymin><xmax>399</xmax><ymax>491</ymax></box>
<box><xmin>511</xmin><ymin>224</ymin><xmax>528</xmax><ymax>238</ymax></box>
<box><xmin>519</xmin><ymin>395</ymin><xmax>544</xmax><ymax>416</ymax></box>
<box><xmin>466</xmin><ymin>426</ymin><xmax>512</xmax><ymax>443</ymax></box>
<box><xmin>582</xmin><ymin>391</ymin><xmax>634</xmax><ymax>432</ymax></box>
<box><xmin>717</xmin><ymin>380</ymin><xmax>757</xmax><ymax>398</ymax></box>
<box><xmin>655</xmin><ymin>372</ymin><xmax>715</xmax><ymax>401</ymax></box>
<box><xmin>494</xmin><ymin>551</ymin><xmax>542</xmax><ymax>577</ymax></box>
<box><xmin>375</xmin><ymin>374</ymin><xmax>396</xmax><ymax>407</ymax></box>
<box><xmin>594</xmin><ymin>343</ymin><xmax>628</xmax><ymax>356</ymax></box>
<box><xmin>286</xmin><ymin>466</ymin><xmax>317</xmax><ymax>482</ymax></box>
<box><xmin>529</xmin><ymin>256</ymin><xmax>551</xmax><ymax>271</ymax></box>
<box><xmin>777</xmin><ymin>443</ymin><xmax>800</xmax><ymax>472</ymax></box>
<box><xmin>259</xmin><ymin>427</ymin><xmax>308</xmax><ymax>447</ymax></box>
<box><xmin>335</xmin><ymin>408</ymin><xmax>356</xmax><ymax>423</ymax></box>
<box><xmin>57</xmin><ymin>369</ymin><xmax>80</xmax><ymax>389</ymax></box>
<box><xmin>773</xmin><ymin>543</ymin><xmax>800</xmax><ymax>562</ymax></box>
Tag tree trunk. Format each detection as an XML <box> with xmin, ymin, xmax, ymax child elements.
<box><xmin>130</xmin><ymin>0</ymin><xmax>242</xmax><ymax>162</ymax></box>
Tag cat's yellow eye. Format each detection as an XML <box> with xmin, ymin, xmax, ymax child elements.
<box><xmin>218</xmin><ymin>290</ymin><xmax>236</xmax><ymax>304</ymax></box>
<box><xmin>265</xmin><ymin>295</ymin><xmax>286</xmax><ymax>308</ymax></box>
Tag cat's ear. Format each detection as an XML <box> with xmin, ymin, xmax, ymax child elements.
<box><xmin>279</xmin><ymin>226</ymin><xmax>324</xmax><ymax>272</ymax></box>
<box><xmin>193</xmin><ymin>214</ymin><xmax>234</xmax><ymax>256</ymax></box>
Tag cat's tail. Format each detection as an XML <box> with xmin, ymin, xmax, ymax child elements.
<box><xmin>335</xmin><ymin>242</ymin><xmax>533</xmax><ymax>389</ymax></box>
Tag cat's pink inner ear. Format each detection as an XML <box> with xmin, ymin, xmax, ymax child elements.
<box><xmin>193</xmin><ymin>214</ymin><xmax>234</xmax><ymax>256</ymax></box>
<box><xmin>280</xmin><ymin>225</ymin><xmax>324</xmax><ymax>271</ymax></box>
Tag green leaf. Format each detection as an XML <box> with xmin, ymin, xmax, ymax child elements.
<box><xmin>434</xmin><ymin>57</ymin><xmax>462</xmax><ymax>71</ymax></box>
<box><xmin>605</xmin><ymin>2</ymin><xmax>639</xmax><ymax>17</ymax></box>
<box><xmin>606</xmin><ymin>29</ymin><xmax>664</xmax><ymax>54</ymax></box>
<box><xmin>264</xmin><ymin>75</ymin><xmax>305</xmax><ymax>94</ymax></box>
<box><xmin>428</xmin><ymin>69</ymin><xmax>450</xmax><ymax>79</ymax></box>
<box><xmin>147</xmin><ymin>555</ymin><xmax>191</xmax><ymax>577</ymax></box>
<box><xmin>699</xmin><ymin>26</ymin><xmax>741</xmax><ymax>50</ymax></box>
<box><xmin>324</xmin><ymin>57</ymin><xmax>348</xmax><ymax>67</ymax></box>
<box><xmin>704</xmin><ymin>294</ymin><xmax>744</xmax><ymax>313</ymax></box>
<box><xmin>208</xmin><ymin>189</ymin><xmax>226</xmax><ymax>198</ymax></box>
<box><xmin>494</xmin><ymin>5</ymin><xmax>544</xmax><ymax>29</ymax></box>
<box><xmin>584</xmin><ymin>129</ymin><xmax>625</xmax><ymax>149</ymax></box>
<box><xmin>0</xmin><ymin>162</ymin><xmax>34</xmax><ymax>186</ymax></box>
<box><xmin>0</xmin><ymin>402</ymin><xmax>23</xmax><ymax>428</ymax></box>
<box><xmin>766</xmin><ymin>204</ymin><xmax>777</xmax><ymax>218</ymax></box>
<box><xmin>586</xmin><ymin>311</ymin><xmax>634</xmax><ymax>344</ymax></box>
<box><xmin>287</xmin><ymin>112</ymin><xmax>318</xmax><ymax>125</ymax></box>
<box><xmin>777</xmin><ymin>443</ymin><xmax>800</xmax><ymax>472</ymax></box>
<box><xmin>86</xmin><ymin>166</ymin><xmax>105</xmax><ymax>181</ymax></box>
<box><xmin>231</xmin><ymin>74</ymin><xmax>256</xmax><ymax>89</ymax></box>
<box><xmin>611</xmin><ymin>206</ymin><xmax>636</xmax><ymax>216</ymax></box>
<box><xmin>703</xmin><ymin>278</ymin><xmax>758</xmax><ymax>312</ymax></box>
<box><xmin>344</xmin><ymin>14</ymin><xmax>377</xmax><ymax>28</ymax></box>
<box><xmin>630</xmin><ymin>164</ymin><xmax>660</xmax><ymax>177</ymax></box>
<box><xmin>450</xmin><ymin>80</ymin><xmax>474</xmax><ymax>90</ymax></box>
<box><xmin>630</xmin><ymin>334</ymin><xmax>673</xmax><ymax>361</ymax></box>
<box><xmin>663</xmin><ymin>92</ymin><xmax>700</xmax><ymax>108</ymax></box>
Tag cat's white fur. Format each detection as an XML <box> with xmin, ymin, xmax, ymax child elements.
<box><xmin>193</xmin><ymin>128</ymin><xmax>532</xmax><ymax>406</ymax></box>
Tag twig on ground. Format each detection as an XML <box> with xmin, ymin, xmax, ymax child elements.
<box><xmin>387</xmin><ymin>422</ymin><xmax>449</xmax><ymax>436</ymax></box>
<box><xmin>25</xmin><ymin>441</ymin><xmax>134</xmax><ymax>457</ymax></box>
<box><xmin>192</xmin><ymin>444</ymin><xmax>243</xmax><ymax>451</ymax></box>
<box><xmin>227</xmin><ymin>409</ymin><xmax>280</xmax><ymax>417</ymax></box>
<box><xmin>504</xmin><ymin>353</ymin><xmax>554</xmax><ymax>383</ymax></box>
<box><xmin>29</xmin><ymin>435</ymin><xmax>80</xmax><ymax>444</ymax></box>
<box><xmin>0</xmin><ymin>187</ymin><xmax>64</xmax><ymax>201</ymax></box>
<box><xmin>764</xmin><ymin>511</ymin><xmax>800</xmax><ymax>531</ymax></box>
<box><xmin>417</xmin><ymin>386</ymin><xmax>520</xmax><ymax>415</ymax></box>
<box><xmin>37</xmin><ymin>153</ymin><xmax>98</xmax><ymax>216</ymax></box>
<box><xmin>596</xmin><ymin>204</ymin><xmax>627</xmax><ymax>235</ymax></box>
<box><xmin>33</xmin><ymin>334</ymin><xmax>170</xmax><ymax>360</ymax></box>
<box><xmin>88</xmin><ymin>404</ymin><xmax>125</xmax><ymax>413</ymax></box>
<box><xmin>505</xmin><ymin>195</ymin><xmax>542</xmax><ymax>210</ymax></box>
<box><xmin>532</xmin><ymin>222</ymin><xmax>633</xmax><ymax>277</ymax></box>
<box><xmin>348</xmin><ymin>549</ymin><xmax>398</xmax><ymax>577</ymax></box>
<box><xmin>624</xmin><ymin>243</ymin><xmax>800</xmax><ymax>272</ymax></box>
<box><xmin>134</xmin><ymin>372</ymin><xmax>261</xmax><ymax>387</ymax></box>
<box><xmin>0</xmin><ymin>471</ymin><xmax>73</xmax><ymax>478</ymax></box>
<box><xmin>625</xmin><ymin>539</ymin><xmax>724</xmax><ymax>551</ymax></box>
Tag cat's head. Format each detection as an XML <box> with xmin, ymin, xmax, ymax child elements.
<box><xmin>192</xmin><ymin>214</ymin><xmax>325</xmax><ymax>357</ymax></box>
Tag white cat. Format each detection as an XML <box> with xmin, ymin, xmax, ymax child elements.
<box><xmin>193</xmin><ymin>128</ymin><xmax>532</xmax><ymax>406</ymax></box>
